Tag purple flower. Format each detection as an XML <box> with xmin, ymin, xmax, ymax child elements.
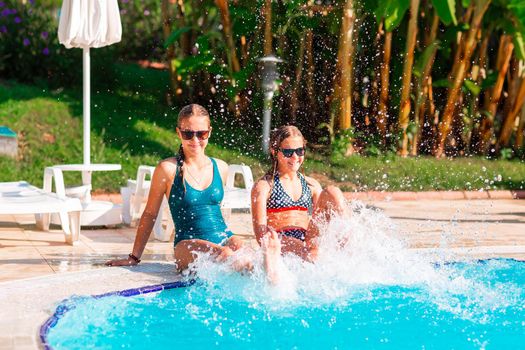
<box><xmin>0</xmin><ymin>2</ymin><xmax>5</xmax><ymax>8</ymax></box>
<box><xmin>1</xmin><ymin>8</ymin><xmax>9</xmax><ymax>16</ymax></box>
<box><xmin>23</xmin><ymin>38</ymin><xmax>30</xmax><ymax>46</ymax></box>
<box><xmin>41</xmin><ymin>31</ymin><xmax>48</xmax><ymax>39</ymax></box>
<box><xmin>29</xmin><ymin>0</ymin><xmax>35</xmax><ymax>4</ymax></box>
<box><xmin>0</xmin><ymin>25</ymin><xmax>6</xmax><ymax>33</ymax></box>
<box><xmin>10</xmin><ymin>8</ymin><xmax>15</xmax><ymax>14</ymax></box>
<box><xmin>144</xmin><ymin>9</ymin><xmax>150</xmax><ymax>16</ymax></box>
<box><xmin>42</xmin><ymin>47</ymin><xmax>49</xmax><ymax>55</ymax></box>
<box><xmin>14</xmin><ymin>16</ymin><xmax>21</xmax><ymax>23</ymax></box>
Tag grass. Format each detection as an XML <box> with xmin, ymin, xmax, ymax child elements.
<box><xmin>0</xmin><ymin>63</ymin><xmax>524</xmax><ymax>192</ymax></box>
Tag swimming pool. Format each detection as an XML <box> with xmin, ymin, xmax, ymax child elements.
<box><xmin>41</xmin><ymin>258</ymin><xmax>525</xmax><ymax>349</ymax></box>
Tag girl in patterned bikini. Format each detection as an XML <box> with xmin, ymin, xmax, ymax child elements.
<box><xmin>251</xmin><ymin>125</ymin><xmax>349</xmax><ymax>279</ymax></box>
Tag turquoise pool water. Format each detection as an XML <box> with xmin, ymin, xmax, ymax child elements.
<box><xmin>44</xmin><ymin>259</ymin><xmax>525</xmax><ymax>349</ymax></box>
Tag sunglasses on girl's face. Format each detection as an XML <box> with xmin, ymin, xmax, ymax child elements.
<box><xmin>180</xmin><ymin>129</ymin><xmax>210</xmax><ymax>140</ymax></box>
<box><xmin>279</xmin><ymin>147</ymin><xmax>306</xmax><ymax>157</ymax></box>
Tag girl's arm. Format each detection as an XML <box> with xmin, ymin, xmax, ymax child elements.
<box><xmin>304</xmin><ymin>175</ymin><xmax>323</xmax><ymax>207</ymax></box>
<box><xmin>251</xmin><ymin>178</ymin><xmax>271</xmax><ymax>245</ymax></box>
<box><xmin>107</xmin><ymin>160</ymin><xmax>175</xmax><ymax>266</ymax></box>
<box><xmin>214</xmin><ymin>158</ymin><xmax>229</xmax><ymax>186</ymax></box>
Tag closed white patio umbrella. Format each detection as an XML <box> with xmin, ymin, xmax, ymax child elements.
<box><xmin>58</xmin><ymin>0</ymin><xmax>122</xmax><ymax>165</ymax></box>
<box><xmin>55</xmin><ymin>0</ymin><xmax>123</xmax><ymax>226</ymax></box>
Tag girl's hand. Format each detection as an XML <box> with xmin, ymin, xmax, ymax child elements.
<box><xmin>105</xmin><ymin>256</ymin><xmax>139</xmax><ymax>267</ymax></box>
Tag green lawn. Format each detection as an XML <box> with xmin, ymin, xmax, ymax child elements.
<box><xmin>0</xmin><ymin>64</ymin><xmax>524</xmax><ymax>192</ymax></box>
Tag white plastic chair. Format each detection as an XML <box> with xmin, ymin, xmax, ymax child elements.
<box><xmin>120</xmin><ymin>163</ymin><xmax>254</xmax><ymax>242</ymax></box>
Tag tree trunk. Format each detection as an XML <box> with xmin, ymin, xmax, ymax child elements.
<box><xmin>263</xmin><ymin>0</ymin><xmax>273</xmax><ymax>55</ymax></box>
<box><xmin>332</xmin><ymin>0</ymin><xmax>355</xmax><ymax>133</ymax></box>
<box><xmin>290</xmin><ymin>31</ymin><xmax>306</xmax><ymax>123</ymax></box>
<box><xmin>161</xmin><ymin>0</ymin><xmax>177</xmax><ymax>104</ymax></box>
<box><xmin>215</xmin><ymin>0</ymin><xmax>240</xmax><ymax>73</ymax></box>
<box><xmin>515</xmin><ymin>104</ymin><xmax>525</xmax><ymax>150</ymax></box>
<box><xmin>398</xmin><ymin>0</ymin><xmax>420</xmax><ymax>157</ymax></box>
<box><xmin>498</xmin><ymin>73</ymin><xmax>525</xmax><ymax>148</ymax></box>
<box><xmin>305</xmin><ymin>30</ymin><xmax>316</xmax><ymax>117</ymax></box>
<box><xmin>377</xmin><ymin>24</ymin><xmax>392</xmax><ymax>145</ymax></box>
<box><xmin>411</xmin><ymin>11</ymin><xmax>439</xmax><ymax>156</ymax></box>
<box><xmin>434</xmin><ymin>0</ymin><xmax>491</xmax><ymax>158</ymax></box>
<box><xmin>478</xmin><ymin>35</ymin><xmax>514</xmax><ymax>153</ymax></box>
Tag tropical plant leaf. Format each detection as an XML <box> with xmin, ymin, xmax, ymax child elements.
<box><xmin>413</xmin><ymin>40</ymin><xmax>440</xmax><ymax>78</ymax></box>
<box><xmin>375</xmin><ymin>0</ymin><xmax>410</xmax><ymax>31</ymax></box>
<box><xmin>463</xmin><ymin>79</ymin><xmax>481</xmax><ymax>96</ymax></box>
<box><xmin>481</xmin><ymin>71</ymin><xmax>498</xmax><ymax>89</ymax></box>
<box><xmin>164</xmin><ymin>27</ymin><xmax>192</xmax><ymax>48</ymax></box>
<box><xmin>513</xmin><ymin>31</ymin><xmax>525</xmax><ymax>60</ymax></box>
<box><xmin>433</xmin><ymin>78</ymin><xmax>451</xmax><ymax>88</ymax></box>
<box><xmin>432</xmin><ymin>0</ymin><xmax>457</xmax><ymax>25</ymax></box>
<box><xmin>462</xmin><ymin>0</ymin><xmax>470</xmax><ymax>7</ymax></box>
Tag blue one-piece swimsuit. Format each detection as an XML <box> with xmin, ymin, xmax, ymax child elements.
<box><xmin>168</xmin><ymin>157</ymin><xmax>233</xmax><ymax>246</ymax></box>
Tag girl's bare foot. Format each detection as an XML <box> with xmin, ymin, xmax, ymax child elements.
<box><xmin>262</xmin><ymin>230</ymin><xmax>282</xmax><ymax>284</ymax></box>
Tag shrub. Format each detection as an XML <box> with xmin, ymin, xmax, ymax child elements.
<box><xmin>117</xmin><ymin>0</ymin><xmax>164</xmax><ymax>61</ymax></box>
<box><xmin>0</xmin><ymin>0</ymin><xmax>115</xmax><ymax>88</ymax></box>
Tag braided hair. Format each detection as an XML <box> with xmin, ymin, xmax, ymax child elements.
<box><xmin>266</xmin><ymin>125</ymin><xmax>307</xmax><ymax>193</ymax></box>
<box><xmin>176</xmin><ymin>104</ymin><xmax>211</xmax><ymax>194</ymax></box>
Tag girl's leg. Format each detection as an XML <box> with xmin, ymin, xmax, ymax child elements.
<box><xmin>224</xmin><ymin>235</ymin><xmax>244</xmax><ymax>251</ymax></box>
<box><xmin>173</xmin><ymin>239</ymin><xmax>228</xmax><ymax>271</ymax></box>
<box><xmin>280</xmin><ymin>235</ymin><xmax>310</xmax><ymax>260</ymax></box>
<box><xmin>174</xmin><ymin>237</ymin><xmax>250</xmax><ymax>272</ymax></box>
<box><xmin>306</xmin><ymin>185</ymin><xmax>349</xmax><ymax>260</ymax></box>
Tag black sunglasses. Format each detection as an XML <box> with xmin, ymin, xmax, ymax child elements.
<box><xmin>180</xmin><ymin>129</ymin><xmax>211</xmax><ymax>140</ymax></box>
<box><xmin>279</xmin><ymin>147</ymin><xmax>306</xmax><ymax>157</ymax></box>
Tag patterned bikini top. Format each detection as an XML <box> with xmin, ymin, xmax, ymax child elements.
<box><xmin>267</xmin><ymin>172</ymin><xmax>313</xmax><ymax>215</ymax></box>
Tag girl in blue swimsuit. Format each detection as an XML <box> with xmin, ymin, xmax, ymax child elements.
<box><xmin>251</xmin><ymin>125</ymin><xmax>349</xmax><ymax>263</ymax></box>
<box><xmin>107</xmin><ymin>104</ymin><xmax>244</xmax><ymax>271</ymax></box>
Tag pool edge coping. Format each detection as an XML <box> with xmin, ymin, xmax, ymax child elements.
<box><xmin>39</xmin><ymin>279</ymin><xmax>196</xmax><ymax>350</ymax></box>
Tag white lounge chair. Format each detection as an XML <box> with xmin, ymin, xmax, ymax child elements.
<box><xmin>0</xmin><ymin>171</ymin><xmax>82</xmax><ymax>245</ymax></box>
<box><xmin>120</xmin><ymin>163</ymin><xmax>254</xmax><ymax>241</ymax></box>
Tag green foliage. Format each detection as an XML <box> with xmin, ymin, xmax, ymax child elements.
<box><xmin>164</xmin><ymin>27</ymin><xmax>192</xmax><ymax>49</ymax></box>
<box><xmin>330</xmin><ymin>129</ymin><xmax>355</xmax><ymax>160</ymax></box>
<box><xmin>0</xmin><ymin>1</ymin><xmax>78</xmax><ymax>86</ymax></box>
<box><xmin>463</xmin><ymin>79</ymin><xmax>481</xmax><ymax>96</ymax></box>
<box><xmin>431</xmin><ymin>0</ymin><xmax>457</xmax><ymax>25</ymax></box>
<box><xmin>118</xmin><ymin>0</ymin><xmax>164</xmax><ymax>60</ymax></box>
<box><xmin>413</xmin><ymin>40</ymin><xmax>440</xmax><ymax>78</ymax></box>
<box><xmin>374</xmin><ymin>0</ymin><xmax>410</xmax><ymax>31</ymax></box>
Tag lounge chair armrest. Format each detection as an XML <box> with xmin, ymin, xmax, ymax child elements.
<box><xmin>226</xmin><ymin>164</ymin><xmax>254</xmax><ymax>190</ymax></box>
<box><xmin>135</xmin><ymin>165</ymin><xmax>155</xmax><ymax>196</ymax></box>
<box><xmin>43</xmin><ymin>166</ymin><xmax>67</xmax><ymax>198</ymax></box>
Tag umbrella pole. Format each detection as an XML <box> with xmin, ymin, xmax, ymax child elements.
<box><xmin>83</xmin><ymin>47</ymin><xmax>90</xmax><ymax>166</ymax></box>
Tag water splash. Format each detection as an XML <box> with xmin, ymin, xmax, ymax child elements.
<box><xmin>189</xmin><ymin>202</ymin><xmax>522</xmax><ymax>322</ymax></box>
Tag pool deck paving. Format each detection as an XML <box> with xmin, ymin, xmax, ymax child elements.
<box><xmin>0</xmin><ymin>194</ymin><xmax>524</xmax><ymax>349</ymax></box>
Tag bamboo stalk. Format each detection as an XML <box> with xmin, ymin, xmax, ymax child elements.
<box><xmin>515</xmin><ymin>104</ymin><xmax>525</xmax><ymax>150</ymax></box>
<box><xmin>479</xmin><ymin>35</ymin><xmax>514</xmax><ymax>152</ymax></box>
<box><xmin>398</xmin><ymin>0</ymin><xmax>420</xmax><ymax>157</ymax></box>
<box><xmin>263</xmin><ymin>0</ymin><xmax>273</xmax><ymax>55</ymax></box>
<box><xmin>215</xmin><ymin>0</ymin><xmax>241</xmax><ymax>73</ymax></box>
<box><xmin>411</xmin><ymin>11</ymin><xmax>439</xmax><ymax>156</ymax></box>
<box><xmin>333</xmin><ymin>0</ymin><xmax>355</xmax><ymax>132</ymax></box>
<box><xmin>290</xmin><ymin>32</ymin><xmax>306</xmax><ymax>123</ymax></box>
<box><xmin>434</xmin><ymin>0</ymin><xmax>491</xmax><ymax>158</ymax></box>
<box><xmin>305</xmin><ymin>30</ymin><xmax>315</xmax><ymax>114</ymax></box>
<box><xmin>161</xmin><ymin>0</ymin><xmax>178</xmax><ymax>103</ymax></box>
<box><xmin>377</xmin><ymin>27</ymin><xmax>392</xmax><ymax>144</ymax></box>
<box><xmin>498</xmin><ymin>75</ymin><xmax>525</xmax><ymax>148</ymax></box>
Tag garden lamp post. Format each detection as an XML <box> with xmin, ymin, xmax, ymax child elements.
<box><xmin>259</xmin><ymin>55</ymin><xmax>283</xmax><ymax>153</ymax></box>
